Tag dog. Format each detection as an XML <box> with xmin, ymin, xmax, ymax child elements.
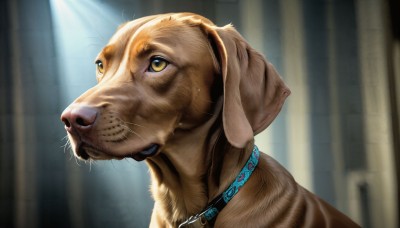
<box><xmin>61</xmin><ymin>13</ymin><xmax>360</xmax><ymax>227</ymax></box>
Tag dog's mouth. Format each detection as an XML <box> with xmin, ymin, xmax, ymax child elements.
<box><xmin>77</xmin><ymin>144</ymin><xmax>115</xmax><ymax>160</ymax></box>
<box><xmin>130</xmin><ymin>144</ymin><xmax>160</xmax><ymax>161</ymax></box>
<box><xmin>77</xmin><ymin>143</ymin><xmax>160</xmax><ymax>161</ymax></box>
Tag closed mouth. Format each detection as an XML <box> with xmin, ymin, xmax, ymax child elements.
<box><xmin>76</xmin><ymin>143</ymin><xmax>160</xmax><ymax>161</ymax></box>
<box><xmin>77</xmin><ymin>143</ymin><xmax>113</xmax><ymax>160</ymax></box>
<box><xmin>77</xmin><ymin>146</ymin><xmax>91</xmax><ymax>160</ymax></box>
<box><xmin>131</xmin><ymin>144</ymin><xmax>160</xmax><ymax>161</ymax></box>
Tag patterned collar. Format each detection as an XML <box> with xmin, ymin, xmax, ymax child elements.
<box><xmin>179</xmin><ymin>145</ymin><xmax>260</xmax><ymax>227</ymax></box>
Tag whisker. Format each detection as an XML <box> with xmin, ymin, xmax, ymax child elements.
<box><xmin>106</xmin><ymin>111</ymin><xmax>144</xmax><ymax>127</ymax></box>
<box><xmin>89</xmin><ymin>159</ymin><xmax>94</xmax><ymax>172</ymax></box>
<box><xmin>116</xmin><ymin>133</ymin><xmax>129</xmax><ymax>143</ymax></box>
<box><xmin>88</xmin><ymin>160</ymin><xmax>91</xmax><ymax>171</ymax></box>
<box><xmin>121</xmin><ymin>124</ymin><xmax>145</xmax><ymax>141</ymax></box>
<box><xmin>115</xmin><ymin>117</ymin><xmax>144</xmax><ymax>127</ymax></box>
<box><xmin>84</xmin><ymin>158</ymin><xmax>92</xmax><ymax>172</ymax></box>
<box><xmin>73</xmin><ymin>154</ymin><xmax>81</xmax><ymax>167</ymax></box>
<box><xmin>62</xmin><ymin>137</ymin><xmax>81</xmax><ymax>166</ymax></box>
<box><xmin>61</xmin><ymin>140</ymin><xmax>70</xmax><ymax>153</ymax></box>
<box><xmin>110</xmin><ymin>160</ymin><xmax>117</xmax><ymax>170</ymax></box>
<box><xmin>60</xmin><ymin>135</ymin><xmax>69</xmax><ymax>141</ymax></box>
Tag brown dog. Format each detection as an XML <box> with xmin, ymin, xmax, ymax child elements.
<box><xmin>61</xmin><ymin>13</ymin><xmax>360</xmax><ymax>227</ymax></box>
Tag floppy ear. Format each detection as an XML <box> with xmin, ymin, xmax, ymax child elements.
<box><xmin>199</xmin><ymin>23</ymin><xmax>290</xmax><ymax>148</ymax></box>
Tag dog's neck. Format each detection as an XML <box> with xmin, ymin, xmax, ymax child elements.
<box><xmin>146</xmin><ymin>103</ymin><xmax>254</xmax><ymax>225</ymax></box>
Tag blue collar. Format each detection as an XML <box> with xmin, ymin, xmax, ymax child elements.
<box><xmin>179</xmin><ymin>145</ymin><xmax>260</xmax><ymax>227</ymax></box>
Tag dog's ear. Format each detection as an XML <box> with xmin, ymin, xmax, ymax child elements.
<box><xmin>200</xmin><ymin>23</ymin><xmax>291</xmax><ymax>148</ymax></box>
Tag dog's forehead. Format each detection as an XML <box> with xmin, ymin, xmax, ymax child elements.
<box><xmin>96</xmin><ymin>15</ymin><xmax>172</xmax><ymax>62</ymax></box>
<box><xmin>90</xmin><ymin>14</ymin><xmax>219</xmax><ymax>92</ymax></box>
<box><xmin>107</xmin><ymin>15</ymin><xmax>172</xmax><ymax>45</ymax></box>
<box><xmin>106</xmin><ymin>14</ymin><xmax>211</xmax><ymax>54</ymax></box>
<box><xmin>105</xmin><ymin>15</ymin><xmax>160</xmax><ymax>51</ymax></box>
<box><xmin>96</xmin><ymin>13</ymin><xmax>214</xmax><ymax>73</ymax></box>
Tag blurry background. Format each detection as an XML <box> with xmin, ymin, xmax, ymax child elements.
<box><xmin>0</xmin><ymin>0</ymin><xmax>399</xmax><ymax>227</ymax></box>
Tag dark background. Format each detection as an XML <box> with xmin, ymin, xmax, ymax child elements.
<box><xmin>1</xmin><ymin>0</ymin><xmax>399</xmax><ymax>227</ymax></box>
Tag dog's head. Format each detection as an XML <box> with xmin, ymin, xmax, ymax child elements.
<box><xmin>60</xmin><ymin>13</ymin><xmax>290</xmax><ymax>161</ymax></box>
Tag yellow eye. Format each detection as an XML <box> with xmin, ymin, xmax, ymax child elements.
<box><xmin>148</xmin><ymin>57</ymin><xmax>168</xmax><ymax>72</ymax></box>
<box><xmin>95</xmin><ymin>60</ymin><xmax>104</xmax><ymax>74</ymax></box>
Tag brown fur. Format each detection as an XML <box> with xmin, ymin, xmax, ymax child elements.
<box><xmin>61</xmin><ymin>13</ymin><xmax>360</xmax><ymax>227</ymax></box>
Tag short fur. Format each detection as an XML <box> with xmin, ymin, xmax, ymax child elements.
<box><xmin>61</xmin><ymin>13</ymin><xmax>360</xmax><ymax>227</ymax></box>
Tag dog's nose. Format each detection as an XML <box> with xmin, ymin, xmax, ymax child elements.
<box><xmin>61</xmin><ymin>105</ymin><xmax>98</xmax><ymax>131</ymax></box>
